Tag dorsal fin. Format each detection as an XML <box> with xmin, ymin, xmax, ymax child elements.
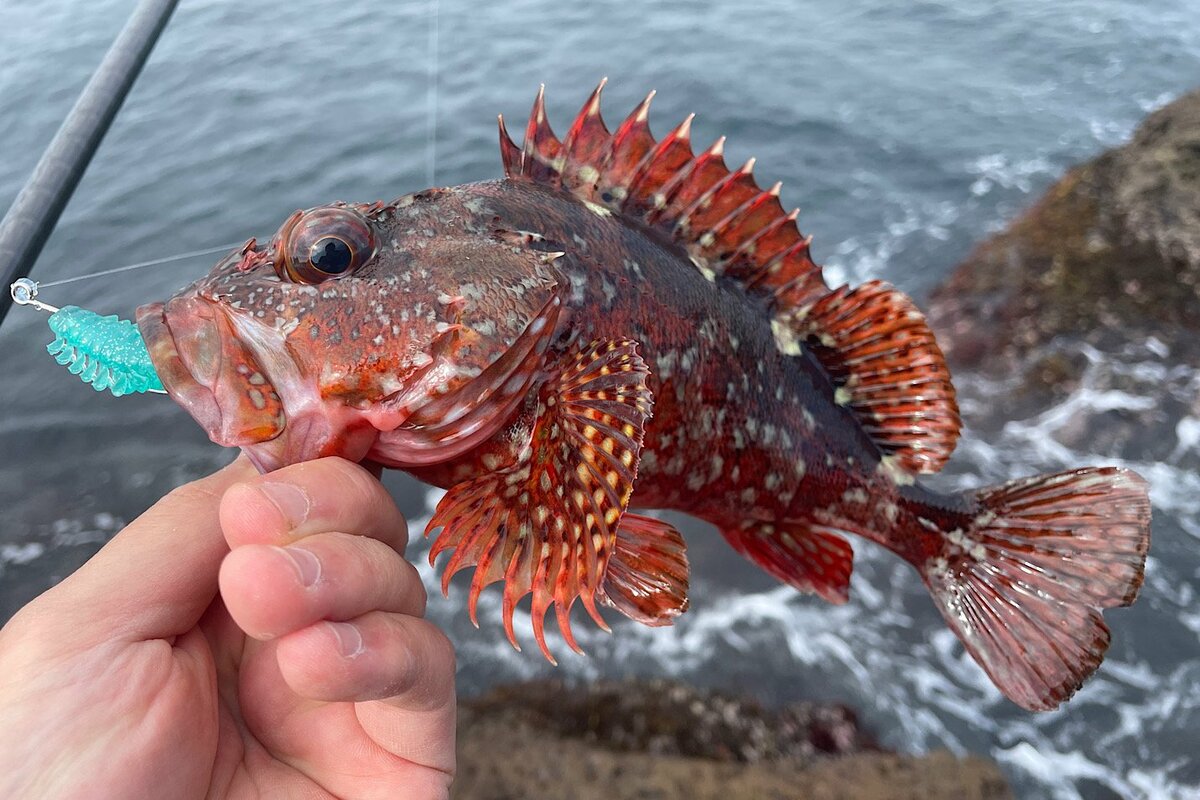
<box><xmin>498</xmin><ymin>80</ymin><xmax>829</xmax><ymax>311</ymax></box>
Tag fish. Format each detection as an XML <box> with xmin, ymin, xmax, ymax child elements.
<box><xmin>136</xmin><ymin>81</ymin><xmax>1151</xmax><ymax>711</ymax></box>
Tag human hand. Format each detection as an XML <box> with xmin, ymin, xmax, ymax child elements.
<box><xmin>0</xmin><ymin>456</ymin><xmax>455</xmax><ymax>800</ymax></box>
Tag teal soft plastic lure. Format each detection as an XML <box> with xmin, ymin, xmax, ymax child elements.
<box><xmin>47</xmin><ymin>305</ymin><xmax>163</xmax><ymax>395</ymax></box>
<box><xmin>10</xmin><ymin>278</ymin><xmax>163</xmax><ymax>396</ymax></box>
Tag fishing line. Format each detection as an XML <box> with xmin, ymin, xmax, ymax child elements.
<box><xmin>35</xmin><ymin>241</ymin><xmax>244</xmax><ymax>288</ymax></box>
<box><xmin>426</xmin><ymin>0</ymin><xmax>440</xmax><ymax>187</ymax></box>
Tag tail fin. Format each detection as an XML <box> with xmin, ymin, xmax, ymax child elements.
<box><xmin>919</xmin><ymin>467</ymin><xmax>1150</xmax><ymax>711</ymax></box>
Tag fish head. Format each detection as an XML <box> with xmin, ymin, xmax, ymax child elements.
<box><xmin>137</xmin><ymin>196</ymin><xmax>564</xmax><ymax>473</ymax></box>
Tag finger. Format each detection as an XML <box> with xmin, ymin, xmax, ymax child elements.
<box><xmin>219</xmin><ymin>457</ymin><xmax>408</xmax><ymax>553</ymax></box>
<box><xmin>23</xmin><ymin>455</ymin><xmax>257</xmax><ymax>645</ymax></box>
<box><xmin>274</xmin><ymin>612</ymin><xmax>457</xmax><ymax>778</ymax></box>
<box><xmin>275</xmin><ymin>612</ymin><xmax>454</xmax><ymax>707</ymax></box>
<box><xmin>219</xmin><ymin>532</ymin><xmax>426</xmax><ymax>640</ymax></box>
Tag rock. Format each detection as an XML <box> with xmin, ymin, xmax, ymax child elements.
<box><xmin>454</xmin><ymin>679</ymin><xmax>1012</xmax><ymax>800</ymax></box>
<box><xmin>928</xmin><ymin>89</ymin><xmax>1200</xmax><ymax>385</ymax></box>
<box><xmin>462</xmin><ymin>678</ymin><xmax>877</xmax><ymax>764</ymax></box>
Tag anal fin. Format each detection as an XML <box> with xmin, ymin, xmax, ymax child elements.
<box><xmin>721</xmin><ymin>519</ymin><xmax>854</xmax><ymax>604</ymax></box>
<box><xmin>780</xmin><ymin>280</ymin><xmax>961</xmax><ymax>474</ymax></box>
<box><xmin>596</xmin><ymin>513</ymin><xmax>689</xmax><ymax>626</ymax></box>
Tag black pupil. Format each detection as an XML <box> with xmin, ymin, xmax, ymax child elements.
<box><xmin>310</xmin><ymin>237</ymin><xmax>353</xmax><ymax>274</ymax></box>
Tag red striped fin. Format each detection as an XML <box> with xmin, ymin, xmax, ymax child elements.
<box><xmin>596</xmin><ymin>513</ymin><xmax>689</xmax><ymax>626</ymax></box>
<box><xmin>499</xmin><ymin>82</ymin><xmax>829</xmax><ymax>311</ymax></box>
<box><xmin>782</xmin><ymin>280</ymin><xmax>960</xmax><ymax>474</ymax></box>
<box><xmin>721</xmin><ymin>520</ymin><xmax>854</xmax><ymax>605</ymax></box>
<box><xmin>425</xmin><ymin>338</ymin><xmax>657</xmax><ymax>663</ymax></box>
<box><xmin>919</xmin><ymin>467</ymin><xmax>1151</xmax><ymax>710</ymax></box>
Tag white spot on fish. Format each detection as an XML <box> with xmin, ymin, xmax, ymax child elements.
<box><xmin>842</xmin><ymin>488</ymin><xmax>868</xmax><ymax>505</ymax></box>
<box><xmin>771</xmin><ymin>319</ymin><xmax>803</xmax><ymax>356</ymax></box>
<box><xmin>583</xmin><ymin>200</ymin><xmax>612</xmax><ymax>217</ymax></box>
<box><xmin>878</xmin><ymin>455</ymin><xmax>915</xmax><ymax>486</ymax></box>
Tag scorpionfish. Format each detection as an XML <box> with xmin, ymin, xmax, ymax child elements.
<box><xmin>137</xmin><ymin>82</ymin><xmax>1151</xmax><ymax>711</ymax></box>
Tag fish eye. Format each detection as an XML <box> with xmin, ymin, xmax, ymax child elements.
<box><xmin>278</xmin><ymin>206</ymin><xmax>376</xmax><ymax>284</ymax></box>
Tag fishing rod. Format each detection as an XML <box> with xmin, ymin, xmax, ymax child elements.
<box><xmin>0</xmin><ymin>0</ymin><xmax>179</xmax><ymax>327</ymax></box>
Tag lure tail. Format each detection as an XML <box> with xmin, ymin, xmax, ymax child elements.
<box><xmin>46</xmin><ymin>305</ymin><xmax>164</xmax><ymax>396</ymax></box>
<box><xmin>916</xmin><ymin>467</ymin><xmax>1150</xmax><ymax>710</ymax></box>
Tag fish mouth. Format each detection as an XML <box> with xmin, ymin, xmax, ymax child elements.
<box><xmin>137</xmin><ymin>297</ymin><xmax>380</xmax><ymax>474</ymax></box>
<box><xmin>136</xmin><ymin>297</ymin><xmax>287</xmax><ymax>450</ymax></box>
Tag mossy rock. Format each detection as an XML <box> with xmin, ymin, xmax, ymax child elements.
<box><xmin>929</xmin><ymin>89</ymin><xmax>1200</xmax><ymax>378</ymax></box>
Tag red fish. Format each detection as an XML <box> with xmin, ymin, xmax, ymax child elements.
<box><xmin>137</xmin><ymin>82</ymin><xmax>1151</xmax><ymax>711</ymax></box>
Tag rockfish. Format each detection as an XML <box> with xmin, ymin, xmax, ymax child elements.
<box><xmin>137</xmin><ymin>82</ymin><xmax>1151</xmax><ymax>711</ymax></box>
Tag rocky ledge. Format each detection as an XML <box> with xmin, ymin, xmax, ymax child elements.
<box><xmin>929</xmin><ymin>89</ymin><xmax>1200</xmax><ymax>391</ymax></box>
<box><xmin>453</xmin><ymin>679</ymin><xmax>1010</xmax><ymax>800</ymax></box>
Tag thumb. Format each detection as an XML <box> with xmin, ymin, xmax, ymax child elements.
<box><xmin>36</xmin><ymin>455</ymin><xmax>258</xmax><ymax>645</ymax></box>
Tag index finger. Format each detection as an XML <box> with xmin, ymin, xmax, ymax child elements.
<box><xmin>219</xmin><ymin>458</ymin><xmax>409</xmax><ymax>553</ymax></box>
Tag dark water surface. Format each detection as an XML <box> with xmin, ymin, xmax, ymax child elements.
<box><xmin>2</xmin><ymin>2</ymin><xmax>1198</xmax><ymax>797</ymax></box>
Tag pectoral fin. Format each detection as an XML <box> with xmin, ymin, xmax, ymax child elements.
<box><xmin>426</xmin><ymin>338</ymin><xmax>660</xmax><ymax>662</ymax></box>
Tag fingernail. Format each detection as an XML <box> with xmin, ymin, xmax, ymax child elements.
<box><xmin>326</xmin><ymin>621</ymin><xmax>365</xmax><ymax>658</ymax></box>
<box><xmin>274</xmin><ymin>545</ymin><xmax>321</xmax><ymax>587</ymax></box>
<box><xmin>259</xmin><ymin>482</ymin><xmax>310</xmax><ymax>528</ymax></box>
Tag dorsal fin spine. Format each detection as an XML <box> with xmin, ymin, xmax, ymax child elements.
<box><xmin>744</xmin><ymin>231</ymin><xmax>807</xmax><ymax>291</ymax></box>
<box><xmin>559</xmin><ymin>78</ymin><xmax>611</xmax><ymax>193</ymax></box>
<box><xmin>729</xmin><ymin>208</ymin><xmax>797</xmax><ymax>275</ymax></box>
<box><xmin>504</xmin><ymin>83</ymin><xmax>828</xmax><ymax>316</ymax></box>
<box><xmin>767</xmin><ymin>237</ymin><xmax>820</xmax><ymax>306</ymax></box>
<box><xmin>598</xmin><ymin>90</ymin><xmax>656</xmax><ymax>205</ymax></box>
<box><xmin>522</xmin><ymin>85</ymin><xmax>563</xmax><ymax>184</ymax></box>
<box><xmin>659</xmin><ymin>139</ymin><xmax>728</xmax><ymax>228</ymax></box>
<box><xmin>708</xmin><ymin>184</ymin><xmax>784</xmax><ymax>267</ymax></box>
<box><xmin>498</xmin><ymin>114</ymin><xmax>521</xmax><ymax>176</ymax></box>
<box><xmin>626</xmin><ymin>114</ymin><xmax>696</xmax><ymax>214</ymax></box>
<box><xmin>672</xmin><ymin>150</ymin><xmax>744</xmax><ymax>235</ymax></box>
<box><xmin>678</xmin><ymin>158</ymin><xmax>757</xmax><ymax>244</ymax></box>
<box><xmin>702</xmin><ymin>183</ymin><xmax>782</xmax><ymax>269</ymax></box>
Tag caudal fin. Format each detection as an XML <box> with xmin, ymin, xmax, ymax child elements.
<box><xmin>920</xmin><ymin>467</ymin><xmax>1150</xmax><ymax>711</ymax></box>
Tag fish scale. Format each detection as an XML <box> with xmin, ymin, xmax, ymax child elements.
<box><xmin>134</xmin><ymin>81</ymin><xmax>1151</xmax><ymax>713</ymax></box>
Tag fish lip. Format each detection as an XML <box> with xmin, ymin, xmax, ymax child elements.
<box><xmin>137</xmin><ymin>297</ymin><xmax>288</xmax><ymax>449</ymax></box>
<box><xmin>136</xmin><ymin>300</ymin><xmax>227</xmax><ymax>442</ymax></box>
